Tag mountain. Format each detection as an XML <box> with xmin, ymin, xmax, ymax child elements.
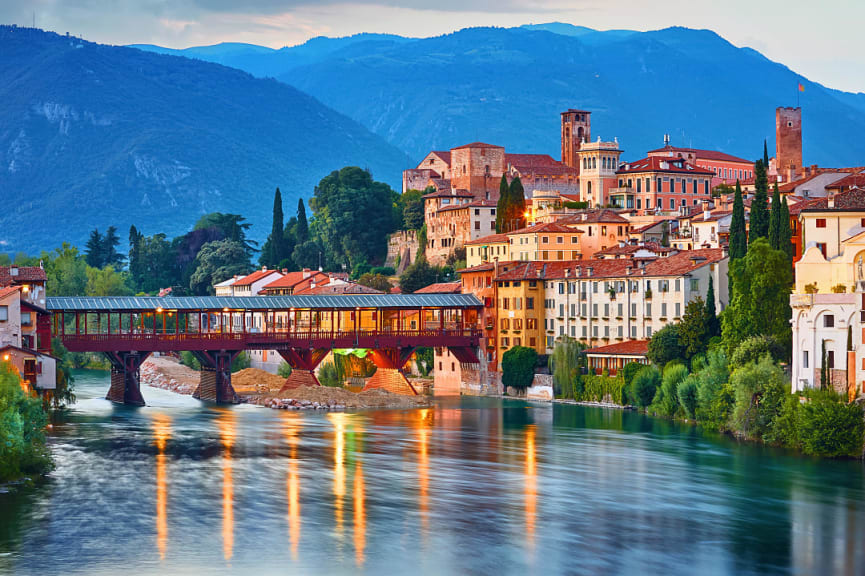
<box><xmin>136</xmin><ymin>25</ymin><xmax>865</xmax><ymax>168</ymax></box>
<box><xmin>0</xmin><ymin>26</ymin><xmax>410</xmax><ymax>254</ymax></box>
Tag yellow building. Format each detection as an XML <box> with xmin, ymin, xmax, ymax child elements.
<box><xmin>465</xmin><ymin>233</ymin><xmax>511</xmax><ymax>267</ymax></box>
<box><xmin>507</xmin><ymin>222</ymin><xmax>583</xmax><ymax>262</ymax></box>
<box><xmin>494</xmin><ymin>262</ymin><xmax>546</xmax><ymax>368</ymax></box>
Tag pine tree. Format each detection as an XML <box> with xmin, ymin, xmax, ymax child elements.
<box><xmin>495</xmin><ymin>174</ymin><xmax>509</xmax><ymax>233</ymax></box>
<box><xmin>509</xmin><ymin>177</ymin><xmax>526</xmax><ymax>232</ymax></box>
<box><xmin>729</xmin><ymin>181</ymin><xmax>747</xmax><ymax>259</ymax></box>
<box><xmin>268</xmin><ymin>188</ymin><xmax>285</xmax><ymax>266</ymax></box>
<box><xmin>85</xmin><ymin>229</ymin><xmax>104</xmax><ymax>268</ymax></box>
<box><xmin>705</xmin><ymin>275</ymin><xmax>720</xmax><ymax>337</ymax></box>
<box><xmin>102</xmin><ymin>226</ymin><xmax>124</xmax><ymax>268</ymax></box>
<box><xmin>768</xmin><ymin>183</ymin><xmax>782</xmax><ymax>250</ymax></box>
<box><xmin>296</xmin><ymin>198</ymin><xmax>309</xmax><ymax>245</ymax></box>
<box><xmin>779</xmin><ymin>196</ymin><xmax>793</xmax><ymax>262</ymax></box>
<box><xmin>750</xmin><ymin>160</ymin><xmax>770</xmax><ymax>243</ymax></box>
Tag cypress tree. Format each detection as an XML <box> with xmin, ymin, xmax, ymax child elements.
<box><xmin>705</xmin><ymin>275</ymin><xmax>720</xmax><ymax>337</ymax></box>
<box><xmin>779</xmin><ymin>196</ymin><xmax>793</xmax><ymax>262</ymax></box>
<box><xmin>128</xmin><ymin>225</ymin><xmax>143</xmax><ymax>288</ymax></box>
<box><xmin>496</xmin><ymin>174</ymin><xmax>510</xmax><ymax>233</ymax></box>
<box><xmin>729</xmin><ymin>181</ymin><xmax>747</xmax><ymax>259</ymax></box>
<box><xmin>768</xmin><ymin>183</ymin><xmax>782</xmax><ymax>250</ymax></box>
<box><xmin>509</xmin><ymin>176</ymin><xmax>526</xmax><ymax>231</ymax></box>
<box><xmin>296</xmin><ymin>198</ymin><xmax>309</xmax><ymax>245</ymax></box>
<box><xmin>750</xmin><ymin>160</ymin><xmax>770</xmax><ymax>243</ymax></box>
<box><xmin>763</xmin><ymin>140</ymin><xmax>769</xmax><ymax>168</ymax></box>
<box><xmin>264</xmin><ymin>188</ymin><xmax>285</xmax><ymax>266</ymax></box>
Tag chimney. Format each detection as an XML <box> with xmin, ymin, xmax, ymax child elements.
<box><xmin>282</xmin><ymin>268</ymin><xmax>288</xmax><ymax>274</ymax></box>
<box><xmin>586</xmin><ymin>266</ymin><xmax>594</xmax><ymax>277</ymax></box>
<box><xmin>575</xmin><ymin>265</ymin><xmax>582</xmax><ymax>277</ymax></box>
<box><xmin>262</xmin><ymin>265</ymin><xmax>268</xmax><ymax>271</ymax></box>
<box><xmin>828</xmin><ymin>192</ymin><xmax>835</xmax><ymax>209</ymax></box>
<box><xmin>10</xmin><ymin>267</ymin><xmax>18</xmax><ymax>277</ymax></box>
<box><xmin>702</xmin><ymin>199</ymin><xmax>711</xmax><ymax>221</ymax></box>
<box><xmin>641</xmin><ymin>267</ymin><xmax>646</xmax><ymax>275</ymax></box>
<box><xmin>565</xmin><ymin>268</ymin><xmax>570</xmax><ymax>278</ymax></box>
<box><xmin>302</xmin><ymin>268</ymin><xmax>312</xmax><ymax>279</ymax></box>
<box><xmin>626</xmin><ymin>265</ymin><xmax>633</xmax><ymax>276</ymax></box>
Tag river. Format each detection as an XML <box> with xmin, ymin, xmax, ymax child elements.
<box><xmin>1</xmin><ymin>370</ymin><xmax>865</xmax><ymax>575</ymax></box>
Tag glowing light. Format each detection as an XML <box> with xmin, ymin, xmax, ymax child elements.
<box><xmin>353</xmin><ymin>461</ymin><xmax>366</xmax><ymax>567</ymax></box>
<box><xmin>218</xmin><ymin>411</ymin><xmax>236</xmax><ymax>562</ymax></box>
<box><xmin>152</xmin><ymin>413</ymin><xmax>171</xmax><ymax>560</ymax></box>
<box><xmin>417</xmin><ymin>409</ymin><xmax>430</xmax><ymax>542</ymax></box>
<box><xmin>283</xmin><ymin>415</ymin><xmax>302</xmax><ymax>561</ymax></box>
<box><xmin>525</xmin><ymin>424</ymin><xmax>537</xmax><ymax>553</ymax></box>
<box><xmin>156</xmin><ymin>307</ymin><xmax>163</xmax><ymax>313</ymax></box>
<box><xmin>329</xmin><ymin>412</ymin><xmax>347</xmax><ymax>540</ymax></box>
<box><xmin>2</xmin><ymin>354</ymin><xmax>9</xmax><ymax>361</ymax></box>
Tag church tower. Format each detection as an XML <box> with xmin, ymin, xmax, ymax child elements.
<box><xmin>561</xmin><ymin>109</ymin><xmax>591</xmax><ymax>169</ymax></box>
<box><xmin>776</xmin><ymin>107</ymin><xmax>802</xmax><ymax>181</ymax></box>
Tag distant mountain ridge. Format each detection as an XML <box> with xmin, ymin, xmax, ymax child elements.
<box><xmin>0</xmin><ymin>26</ymin><xmax>410</xmax><ymax>254</ymax></box>
<box><xmin>134</xmin><ymin>24</ymin><xmax>865</xmax><ymax>168</ymax></box>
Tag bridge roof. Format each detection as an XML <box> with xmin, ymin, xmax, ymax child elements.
<box><xmin>47</xmin><ymin>294</ymin><xmax>482</xmax><ymax>312</ymax></box>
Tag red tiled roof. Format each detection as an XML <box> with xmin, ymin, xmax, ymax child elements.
<box><xmin>0</xmin><ymin>286</ymin><xmax>20</xmax><ymax>299</ymax></box>
<box><xmin>429</xmin><ymin>151</ymin><xmax>451</xmax><ymax>164</ymax></box>
<box><xmin>797</xmin><ymin>187</ymin><xmax>865</xmax><ymax>212</ymax></box>
<box><xmin>692</xmin><ymin>210</ymin><xmax>732</xmax><ymax>223</ymax></box>
<box><xmin>558</xmin><ymin>209</ymin><xmax>630</xmax><ymax>225</ymax></box>
<box><xmin>436</xmin><ymin>199</ymin><xmax>497</xmax><ymax>213</ymax></box>
<box><xmin>617</xmin><ymin>156</ymin><xmax>713</xmax><ymax>176</ymax></box>
<box><xmin>297</xmin><ymin>282</ymin><xmax>384</xmax><ymax>295</ymax></box>
<box><xmin>560</xmin><ymin>194</ymin><xmax>582</xmax><ymax>203</ymax></box>
<box><xmin>465</xmin><ymin>233</ymin><xmax>510</xmax><ymax>246</ymax></box>
<box><xmin>594</xmin><ymin>242</ymin><xmax>670</xmax><ymax>256</ymax></box>
<box><xmin>261</xmin><ymin>270</ymin><xmax>328</xmax><ymax>290</ymax></box>
<box><xmin>404</xmin><ymin>168</ymin><xmax>441</xmax><ymax>179</ymax></box>
<box><xmin>825</xmin><ymin>172</ymin><xmax>865</xmax><ymax>191</ymax></box>
<box><xmin>630</xmin><ymin>219</ymin><xmax>672</xmax><ymax>234</ymax></box>
<box><xmin>413</xmin><ymin>282</ymin><xmax>462</xmax><ymax>294</ymax></box>
<box><xmin>641</xmin><ymin>249</ymin><xmax>725</xmax><ymax>276</ymax></box>
<box><xmin>647</xmin><ymin>145</ymin><xmax>751</xmax><ymax>164</ymax></box>
<box><xmin>505</xmin><ymin>153</ymin><xmax>561</xmax><ymax>168</ymax></box>
<box><xmin>233</xmin><ymin>268</ymin><xmax>281</xmax><ymax>287</ymax></box>
<box><xmin>0</xmin><ymin>266</ymin><xmax>47</xmax><ymax>286</ymax></box>
<box><xmin>508</xmin><ymin>222</ymin><xmax>584</xmax><ymax>235</ymax></box>
<box><xmin>452</xmin><ymin>142</ymin><xmax>504</xmax><ymax>150</ymax></box>
<box><xmin>586</xmin><ymin>340</ymin><xmax>650</xmax><ymax>356</ymax></box>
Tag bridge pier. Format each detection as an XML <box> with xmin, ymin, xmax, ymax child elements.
<box><xmin>278</xmin><ymin>349</ymin><xmax>329</xmax><ymax>391</ymax></box>
<box><xmin>192</xmin><ymin>351</ymin><xmax>240</xmax><ymax>404</ymax></box>
<box><xmin>363</xmin><ymin>348</ymin><xmax>418</xmax><ymax>395</ymax></box>
<box><xmin>104</xmin><ymin>351</ymin><xmax>151</xmax><ymax>406</ymax></box>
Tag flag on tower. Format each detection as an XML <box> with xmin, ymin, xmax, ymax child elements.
<box><xmin>798</xmin><ymin>83</ymin><xmax>805</xmax><ymax>92</ymax></box>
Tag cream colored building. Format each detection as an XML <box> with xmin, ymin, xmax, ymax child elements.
<box><xmin>465</xmin><ymin>233</ymin><xmax>510</xmax><ymax>267</ymax></box>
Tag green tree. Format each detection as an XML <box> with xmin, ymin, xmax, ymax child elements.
<box><xmin>0</xmin><ymin>362</ymin><xmax>52</xmax><ymax>482</ymax></box>
<box><xmin>261</xmin><ymin>188</ymin><xmax>286</xmax><ymax>267</ymax></box>
<box><xmin>647</xmin><ymin>323</ymin><xmax>683</xmax><ymax>367</ymax></box>
<box><xmin>128</xmin><ymin>225</ymin><xmax>144</xmax><ymax>287</ymax></box>
<box><xmin>705</xmin><ymin>275</ymin><xmax>720</xmax><ymax>338</ymax></box>
<box><xmin>549</xmin><ymin>337</ymin><xmax>585</xmax><ymax>399</ymax></box>
<box><xmin>502</xmin><ymin>346</ymin><xmax>538</xmax><ymax>392</ymax></box>
<box><xmin>694</xmin><ymin>349</ymin><xmax>732</xmax><ymax>430</ymax></box>
<box><xmin>399</xmin><ymin>257</ymin><xmax>439</xmax><ymax>294</ymax></box>
<box><xmin>622</xmin><ymin>361</ymin><xmax>645</xmax><ymax>388</ymax></box>
<box><xmin>750</xmin><ymin>160</ymin><xmax>769</xmax><ymax>243</ymax></box>
<box><xmin>798</xmin><ymin>390</ymin><xmax>865</xmax><ymax>457</ymax></box>
<box><xmin>46</xmin><ymin>243</ymin><xmax>88</xmax><ymax>296</ymax></box>
<box><xmin>763</xmin><ymin>139</ymin><xmax>769</xmax><ymax>167</ymax></box>
<box><xmin>729</xmin><ymin>335</ymin><xmax>784</xmax><ymax>370</ymax></box>
<box><xmin>85</xmin><ymin>266</ymin><xmax>133</xmax><ymax>296</ymax></box>
<box><xmin>189</xmin><ymin>240</ymin><xmax>250</xmax><ymax>295</ymax></box>
<box><xmin>400</xmin><ymin>189</ymin><xmax>425</xmax><ymax>230</ymax></box>
<box><xmin>677</xmin><ymin>374</ymin><xmax>699</xmax><ymax>419</ymax></box>
<box><xmin>50</xmin><ymin>338</ymin><xmax>76</xmax><ymax>409</ymax></box>
<box><xmin>679</xmin><ymin>297</ymin><xmax>709</xmax><ymax>362</ymax></box>
<box><xmin>193</xmin><ymin>213</ymin><xmax>256</xmax><ymax>256</ymax></box>
<box><xmin>295</xmin><ymin>198</ymin><xmax>309</xmax><ymax>246</ymax></box>
<box><xmin>356</xmin><ymin>273</ymin><xmax>393</xmax><ymax>293</ymax></box>
<box><xmin>496</xmin><ymin>174</ymin><xmax>510</xmax><ymax>233</ymax></box>
<box><xmin>629</xmin><ymin>365</ymin><xmax>661</xmax><ymax>408</ymax></box>
<box><xmin>729</xmin><ymin>181</ymin><xmax>747</xmax><ymax>259</ymax></box>
<box><xmin>84</xmin><ymin>228</ymin><xmax>105</xmax><ymax>268</ymax></box>
<box><xmin>651</xmin><ymin>363</ymin><xmax>688</xmax><ymax>418</ymax></box>
<box><xmin>779</xmin><ymin>196</ymin><xmax>793</xmax><ymax>262</ymax></box>
<box><xmin>309</xmin><ymin>167</ymin><xmax>397</xmax><ymax>270</ymax></box>
<box><xmin>135</xmin><ymin>233</ymin><xmax>180</xmax><ymax>294</ymax></box>
<box><xmin>508</xmin><ymin>177</ymin><xmax>527</xmax><ymax>232</ymax></box>
<box><xmin>729</xmin><ymin>355</ymin><xmax>788</xmax><ymax>441</ymax></box>
<box><xmin>660</xmin><ymin>221</ymin><xmax>670</xmax><ymax>247</ymax></box>
<box><xmin>722</xmin><ymin>239</ymin><xmax>792</xmax><ymax>359</ymax></box>
<box><xmin>768</xmin><ymin>183</ymin><xmax>782</xmax><ymax>250</ymax></box>
<box><xmin>102</xmin><ymin>226</ymin><xmax>125</xmax><ymax>269</ymax></box>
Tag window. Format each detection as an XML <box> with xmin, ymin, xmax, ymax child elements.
<box><xmin>827</xmin><ymin>350</ymin><xmax>835</xmax><ymax>369</ymax></box>
<box><xmin>618</xmin><ymin>304</ymin><xmax>623</xmax><ymax>317</ymax></box>
<box><xmin>558</xmin><ymin>283</ymin><xmax>565</xmax><ymax>295</ymax></box>
<box><xmin>501</xmin><ymin>337</ymin><xmax>509</xmax><ymax>347</ymax></box>
<box><xmin>618</xmin><ymin>326</ymin><xmax>623</xmax><ymax>338</ymax></box>
<box><xmin>21</xmin><ymin>312</ymin><xmax>31</xmax><ymax>326</ymax></box>
<box><xmin>646</xmin><ymin>326</ymin><xmax>653</xmax><ymax>337</ymax></box>
<box><xmin>604</xmin><ymin>304</ymin><xmax>609</xmax><ymax>317</ymax></box>
<box><xmin>803</xmin><ymin>350</ymin><xmax>809</xmax><ymax>369</ymax></box>
<box><xmin>557</xmin><ymin>236</ymin><xmax>563</xmax><ymax>244</ymax></box>
<box><xmin>500</xmin><ymin>318</ymin><xmax>509</xmax><ymax>330</ymax></box>
<box><xmin>675</xmin><ymin>278</ymin><xmax>681</xmax><ymax>291</ymax></box>
<box><xmin>0</xmin><ymin>306</ymin><xmax>6</xmax><ymax>321</ymax></box>
<box><xmin>527</xmin><ymin>297</ymin><xmax>534</xmax><ymax>310</ymax></box>
<box><xmin>631</xmin><ymin>326</ymin><xmax>637</xmax><ymax>338</ymax></box>
<box><xmin>475</xmin><ymin>221</ymin><xmax>480</xmax><ymax>230</ymax></box>
<box><xmin>592</xmin><ymin>303</ymin><xmax>598</xmax><ymax>317</ymax></box>
<box><xmin>601</xmin><ymin>226</ymin><xmax>607</xmax><ymax>235</ymax></box>
<box><xmin>502</xmin><ymin>298</ymin><xmax>510</xmax><ymax>310</ymax></box>
<box><xmin>631</xmin><ymin>303</ymin><xmax>637</xmax><ymax>317</ymax></box>
<box><xmin>824</xmin><ymin>315</ymin><xmax>834</xmax><ymax>328</ymax></box>
<box><xmin>690</xmin><ymin>279</ymin><xmax>699</xmax><ymax>292</ymax></box>
<box><xmin>693</xmin><ymin>180</ymin><xmax>698</xmax><ymax>195</ymax></box>
<box><xmin>670</xmin><ymin>199</ymin><xmax>675</xmax><ymax>210</ymax></box>
<box><xmin>582</xmin><ymin>326</ymin><xmax>587</xmax><ymax>338</ymax></box>
<box><xmin>656</xmin><ymin>177</ymin><xmax>662</xmax><ymax>192</ymax></box>
<box><xmin>527</xmin><ymin>318</ymin><xmax>537</xmax><ymax>330</ymax></box>
<box><xmin>670</xmin><ymin>179</ymin><xmax>676</xmax><ymax>194</ymax></box>
<box><xmin>661</xmin><ymin>303</ymin><xmax>667</xmax><ymax>317</ymax></box>
<box><xmin>646</xmin><ymin>303</ymin><xmax>652</xmax><ymax>316</ymax></box>
<box><xmin>816</xmin><ymin>218</ymin><xmax>827</xmax><ymax>228</ymax></box>
<box><xmin>542</xmin><ymin>236</ymin><xmax>549</xmax><ymax>244</ymax></box>
<box><xmin>675</xmin><ymin>303</ymin><xmax>681</xmax><ymax>317</ymax></box>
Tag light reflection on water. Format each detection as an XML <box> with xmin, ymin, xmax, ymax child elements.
<box><xmin>1</xmin><ymin>370</ymin><xmax>865</xmax><ymax>575</ymax></box>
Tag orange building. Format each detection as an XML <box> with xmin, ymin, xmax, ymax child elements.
<box><xmin>557</xmin><ymin>210</ymin><xmax>631</xmax><ymax>258</ymax></box>
<box><xmin>614</xmin><ymin>156</ymin><xmax>714</xmax><ymax>213</ymax></box>
<box><xmin>647</xmin><ymin>141</ymin><xmax>753</xmax><ymax>187</ymax></box>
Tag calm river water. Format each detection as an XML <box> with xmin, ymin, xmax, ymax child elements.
<box><xmin>2</xmin><ymin>370</ymin><xmax>865</xmax><ymax>575</ymax></box>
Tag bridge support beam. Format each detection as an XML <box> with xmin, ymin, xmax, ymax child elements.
<box><xmin>192</xmin><ymin>351</ymin><xmax>240</xmax><ymax>404</ymax></box>
<box><xmin>278</xmin><ymin>349</ymin><xmax>329</xmax><ymax>392</ymax></box>
<box><xmin>363</xmin><ymin>348</ymin><xmax>418</xmax><ymax>395</ymax></box>
<box><xmin>104</xmin><ymin>351</ymin><xmax>151</xmax><ymax>406</ymax></box>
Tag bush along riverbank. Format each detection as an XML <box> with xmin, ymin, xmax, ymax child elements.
<box><xmin>0</xmin><ymin>362</ymin><xmax>53</xmax><ymax>485</ymax></box>
<box><xmin>548</xmin><ymin>337</ymin><xmax>865</xmax><ymax>459</ymax></box>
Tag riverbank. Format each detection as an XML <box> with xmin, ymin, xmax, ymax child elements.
<box><xmin>142</xmin><ymin>356</ymin><xmax>430</xmax><ymax>410</ymax></box>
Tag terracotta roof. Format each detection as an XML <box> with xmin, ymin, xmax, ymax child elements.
<box><xmin>261</xmin><ymin>270</ymin><xmax>329</xmax><ymax>290</ymax></box>
<box><xmin>437</xmin><ymin>199</ymin><xmax>497</xmax><ymax>213</ymax></box>
<box><xmin>505</xmin><ymin>153</ymin><xmax>561</xmax><ymax>167</ymax></box>
<box><xmin>825</xmin><ymin>172</ymin><xmax>865</xmax><ymax>191</ymax></box>
<box><xmin>559</xmin><ymin>194</ymin><xmax>582</xmax><ymax>203</ymax></box>
<box><xmin>616</xmin><ymin>156</ymin><xmax>713</xmax><ymax>176</ymax></box>
<box><xmin>797</xmin><ymin>187</ymin><xmax>865</xmax><ymax>212</ymax></box>
<box><xmin>465</xmin><ymin>233</ymin><xmax>510</xmax><ymax>246</ymax></box>
<box><xmin>429</xmin><ymin>151</ymin><xmax>451</xmax><ymax>163</ymax></box>
<box><xmin>586</xmin><ymin>340</ymin><xmax>650</xmax><ymax>356</ymax></box>
<box><xmin>692</xmin><ymin>210</ymin><xmax>732</xmax><ymax>223</ymax></box>
<box><xmin>630</xmin><ymin>219</ymin><xmax>672</xmax><ymax>234</ymax></box>
<box><xmin>508</xmin><ymin>222</ymin><xmax>584</xmax><ymax>235</ymax></box>
<box><xmin>413</xmin><ymin>282</ymin><xmax>462</xmax><ymax>294</ymax></box>
<box><xmin>0</xmin><ymin>266</ymin><xmax>47</xmax><ymax>286</ymax></box>
<box><xmin>647</xmin><ymin>145</ymin><xmax>750</xmax><ymax>164</ymax></box>
<box><xmin>404</xmin><ymin>167</ymin><xmax>441</xmax><ymax>179</ymax></box>
<box><xmin>0</xmin><ymin>286</ymin><xmax>21</xmax><ymax>299</ymax></box>
<box><xmin>297</xmin><ymin>282</ymin><xmax>384</xmax><ymax>295</ymax></box>
<box><xmin>452</xmin><ymin>142</ymin><xmax>504</xmax><ymax>150</ymax></box>
<box><xmin>390</xmin><ymin>286</ymin><xmax>403</xmax><ymax>294</ymax></box>
<box><xmin>423</xmin><ymin>188</ymin><xmax>474</xmax><ymax>199</ymax></box>
<box><xmin>233</xmin><ymin>268</ymin><xmax>281</xmax><ymax>287</ymax></box>
<box><xmin>641</xmin><ymin>249</ymin><xmax>726</xmax><ymax>277</ymax></box>
<box><xmin>510</xmin><ymin>163</ymin><xmax>578</xmax><ymax>176</ymax></box>
<box><xmin>558</xmin><ymin>209</ymin><xmax>630</xmax><ymax>225</ymax></box>
<box><xmin>594</xmin><ymin>242</ymin><xmax>670</xmax><ymax>256</ymax></box>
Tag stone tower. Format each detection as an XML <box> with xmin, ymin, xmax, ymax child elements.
<box><xmin>561</xmin><ymin>109</ymin><xmax>592</xmax><ymax>169</ymax></box>
<box><xmin>776</xmin><ymin>107</ymin><xmax>802</xmax><ymax>181</ymax></box>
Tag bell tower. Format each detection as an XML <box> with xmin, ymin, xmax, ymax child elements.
<box><xmin>776</xmin><ymin>107</ymin><xmax>802</xmax><ymax>181</ymax></box>
<box><xmin>561</xmin><ymin>109</ymin><xmax>591</xmax><ymax>169</ymax></box>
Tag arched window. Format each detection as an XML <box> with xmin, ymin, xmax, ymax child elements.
<box><xmin>587</xmin><ymin>181</ymin><xmax>592</xmax><ymax>196</ymax></box>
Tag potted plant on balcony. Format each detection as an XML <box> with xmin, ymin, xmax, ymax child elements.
<box><xmin>645</xmin><ymin>288</ymin><xmax>653</xmax><ymax>300</ymax></box>
<box><xmin>608</xmin><ymin>286</ymin><xmax>617</xmax><ymax>300</ymax></box>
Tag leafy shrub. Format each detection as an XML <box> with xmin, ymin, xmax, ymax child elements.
<box><xmin>581</xmin><ymin>374</ymin><xmax>626</xmax><ymax>405</ymax></box>
<box><xmin>230</xmin><ymin>352</ymin><xmax>250</xmax><ymax>373</ymax></box>
<box><xmin>647</xmin><ymin>324</ymin><xmax>683</xmax><ymax>367</ymax></box>
<box><xmin>180</xmin><ymin>351</ymin><xmax>200</xmax><ymax>370</ymax></box>
<box><xmin>729</xmin><ymin>356</ymin><xmax>788</xmax><ymax>441</ymax></box>
<box><xmin>729</xmin><ymin>335</ymin><xmax>784</xmax><ymax>370</ymax></box>
<box><xmin>677</xmin><ymin>374</ymin><xmax>699</xmax><ymax>419</ymax></box>
<box><xmin>651</xmin><ymin>363</ymin><xmax>689</xmax><ymax>418</ymax></box>
<box><xmin>278</xmin><ymin>362</ymin><xmax>293</xmax><ymax>378</ymax></box>
<box><xmin>318</xmin><ymin>362</ymin><xmax>343</xmax><ymax>387</ymax></box>
<box><xmin>0</xmin><ymin>362</ymin><xmax>52</xmax><ymax>482</ymax></box>
<box><xmin>767</xmin><ymin>394</ymin><xmax>801</xmax><ymax>448</ymax></box>
<box><xmin>502</xmin><ymin>346</ymin><xmax>538</xmax><ymax>390</ymax></box>
<box><xmin>629</xmin><ymin>365</ymin><xmax>661</xmax><ymax>408</ymax></box>
<box><xmin>621</xmin><ymin>362</ymin><xmax>644</xmax><ymax>387</ymax></box>
<box><xmin>371</xmin><ymin>266</ymin><xmax>395</xmax><ymax>276</ymax></box>
<box><xmin>695</xmin><ymin>350</ymin><xmax>732</xmax><ymax>431</ymax></box>
<box><xmin>798</xmin><ymin>390</ymin><xmax>865</xmax><ymax>457</ymax></box>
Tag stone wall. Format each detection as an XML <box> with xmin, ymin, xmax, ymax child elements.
<box><xmin>385</xmin><ymin>230</ymin><xmax>419</xmax><ymax>273</ymax></box>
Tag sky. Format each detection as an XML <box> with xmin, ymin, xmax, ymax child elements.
<box><xmin>3</xmin><ymin>0</ymin><xmax>864</xmax><ymax>93</ymax></box>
